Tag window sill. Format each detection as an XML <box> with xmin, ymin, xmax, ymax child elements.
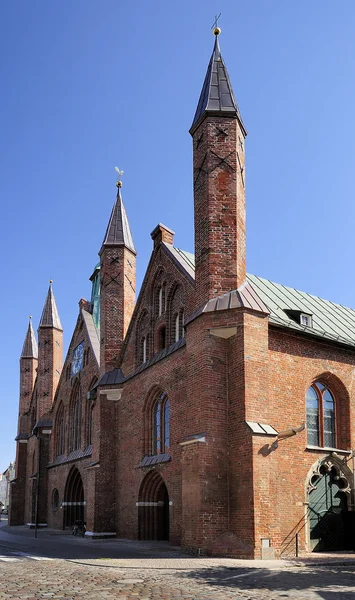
<box><xmin>306</xmin><ymin>445</ymin><xmax>351</xmax><ymax>455</ymax></box>
<box><xmin>137</xmin><ymin>453</ymin><xmax>171</xmax><ymax>468</ymax></box>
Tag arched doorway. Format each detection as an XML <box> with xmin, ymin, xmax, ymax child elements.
<box><xmin>138</xmin><ymin>471</ymin><xmax>169</xmax><ymax>541</ymax></box>
<box><xmin>63</xmin><ymin>467</ymin><xmax>85</xmax><ymax>528</ymax></box>
<box><xmin>307</xmin><ymin>458</ymin><xmax>353</xmax><ymax>551</ymax></box>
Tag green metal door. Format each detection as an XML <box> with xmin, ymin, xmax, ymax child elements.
<box><xmin>309</xmin><ymin>472</ymin><xmax>347</xmax><ymax>551</ymax></box>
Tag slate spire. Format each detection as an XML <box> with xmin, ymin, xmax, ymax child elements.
<box><xmin>38</xmin><ymin>281</ymin><xmax>63</xmax><ymax>331</ymax></box>
<box><xmin>21</xmin><ymin>317</ymin><xmax>38</xmax><ymax>358</ymax></box>
<box><xmin>190</xmin><ymin>32</ymin><xmax>246</xmax><ymax>136</ymax></box>
<box><xmin>101</xmin><ymin>184</ymin><xmax>136</xmax><ymax>254</ymax></box>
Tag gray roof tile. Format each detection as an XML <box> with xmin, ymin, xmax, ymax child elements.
<box><xmin>21</xmin><ymin>319</ymin><xmax>38</xmax><ymax>359</ymax></box>
<box><xmin>102</xmin><ymin>187</ymin><xmax>136</xmax><ymax>254</ymax></box>
<box><xmin>190</xmin><ymin>36</ymin><xmax>246</xmax><ymax>135</ymax></box>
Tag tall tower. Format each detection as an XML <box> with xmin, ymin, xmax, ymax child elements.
<box><xmin>15</xmin><ymin>317</ymin><xmax>38</xmax><ymax>484</ymax></box>
<box><xmin>37</xmin><ymin>282</ymin><xmax>63</xmax><ymax>420</ymax></box>
<box><xmin>99</xmin><ymin>180</ymin><xmax>136</xmax><ymax>374</ymax></box>
<box><xmin>190</xmin><ymin>28</ymin><xmax>247</xmax><ymax>307</ymax></box>
<box><xmin>18</xmin><ymin>317</ymin><xmax>38</xmax><ymax>433</ymax></box>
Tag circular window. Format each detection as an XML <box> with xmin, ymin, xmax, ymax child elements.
<box><xmin>52</xmin><ymin>489</ymin><xmax>59</xmax><ymax>511</ymax></box>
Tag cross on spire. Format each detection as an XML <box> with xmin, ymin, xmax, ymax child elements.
<box><xmin>211</xmin><ymin>13</ymin><xmax>221</xmax><ymax>35</ymax></box>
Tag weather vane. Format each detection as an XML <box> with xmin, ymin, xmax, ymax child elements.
<box><xmin>115</xmin><ymin>166</ymin><xmax>124</xmax><ymax>188</ymax></box>
<box><xmin>211</xmin><ymin>13</ymin><xmax>221</xmax><ymax>36</ymax></box>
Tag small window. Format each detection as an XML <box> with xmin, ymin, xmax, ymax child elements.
<box><xmin>300</xmin><ymin>313</ymin><xmax>312</xmax><ymax>327</ymax></box>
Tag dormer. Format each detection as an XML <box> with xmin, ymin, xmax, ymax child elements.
<box><xmin>285</xmin><ymin>309</ymin><xmax>313</xmax><ymax>328</ymax></box>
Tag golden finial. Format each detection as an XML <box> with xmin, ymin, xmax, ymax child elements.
<box><xmin>115</xmin><ymin>166</ymin><xmax>124</xmax><ymax>188</ymax></box>
<box><xmin>29</xmin><ymin>315</ymin><xmax>32</xmax><ymax>320</ymax></box>
<box><xmin>49</xmin><ymin>279</ymin><xmax>53</xmax><ymax>284</ymax></box>
<box><xmin>212</xmin><ymin>13</ymin><xmax>221</xmax><ymax>36</ymax></box>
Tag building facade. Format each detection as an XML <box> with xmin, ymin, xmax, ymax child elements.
<box><xmin>10</xmin><ymin>31</ymin><xmax>355</xmax><ymax>558</ymax></box>
<box><xmin>0</xmin><ymin>463</ymin><xmax>15</xmax><ymax>511</ymax></box>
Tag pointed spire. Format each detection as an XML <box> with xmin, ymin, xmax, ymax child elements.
<box><xmin>21</xmin><ymin>317</ymin><xmax>38</xmax><ymax>358</ymax></box>
<box><xmin>190</xmin><ymin>31</ymin><xmax>246</xmax><ymax>136</ymax></box>
<box><xmin>101</xmin><ymin>184</ymin><xmax>136</xmax><ymax>254</ymax></box>
<box><xmin>38</xmin><ymin>281</ymin><xmax>63</xmax><ymax>330</ymax></box>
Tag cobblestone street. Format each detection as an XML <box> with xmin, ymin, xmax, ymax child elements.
<box><xmin>2</xmin><ymin>554</ymin><xmax>355</xmax><ymax>599</ymax></box>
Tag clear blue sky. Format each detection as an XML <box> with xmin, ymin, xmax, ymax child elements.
<box><xmin>1</xmin><ymin>1</ymin><xmax>355</xmax><ymax>471</ymax></box>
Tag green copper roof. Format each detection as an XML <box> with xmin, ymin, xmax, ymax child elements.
<box><xmin>248</xmin><ymin>274</ymin><xmax>355</xmax><ymax>347</ymax></box>
<box><xmin>167</xmin><ymin>245</ymin><xmax>355</xmax><ymax>349</ymax></box>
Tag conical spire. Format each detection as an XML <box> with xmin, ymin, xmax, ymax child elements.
<box><xmin>21</xmin><ymin>317</ymin><xmax>38</xmax><ymax>358</ymax></box>
<box><xmin>38</xmin><ymin>282</ymin><xmax>63</xmax><ymax>330</ymax></box>
<box><xmin>190</xmin><ymin>33</ymin><xmax>246</xmax><ymax>135</ymax></box>
<box><xmin>102</xmin><ymin>185</ymin><xmax>136</xmax><ymax>254</ymax></box>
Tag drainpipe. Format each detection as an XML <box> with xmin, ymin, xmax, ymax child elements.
<box><xmin>34</xmin><ymin>433</ymin><xmax>41</xmax><ymax>539</ymax></box>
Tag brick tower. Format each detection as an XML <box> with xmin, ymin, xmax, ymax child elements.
<box><xmin>99</xmin><ymin>182</ymin><xmax>136</xmax><ymax>374</ymax></box>
<box><xmin>182</xmin><ymin>30</ymin><xmax>268</xmax><ymax>557</ymax></box>
<box><xmin>190</xmin><ymin>30</ymin><xmax>247</xmax><ymax>308</ymax></box>
<box><xmin>11</xmin><ymin>318</ymin><xmax>39</xmax><ymax>524</ymax></box>
<box><xmin>18</xmin><ymin>317</ymin><xmax>38</xmax><ymax>433</ymax></box>
<box><xmin>37</xmin><ymin>282</ymin><xmax>63</xmax><ymax>419</ymax></box>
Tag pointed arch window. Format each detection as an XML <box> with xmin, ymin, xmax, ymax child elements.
<box><xmin>71</xmin><ymin>385</ymin><xmax>82</xmax><ymax>451</ymax></box>
<box><xmin>175</xmin><ymin>313</ymin><xmax>180</xmax><ymax>342</ymax></box>
<box><xmin>142</xmin><ymin>336</ymin><xmax>147</xmax><ymax>363</ymax></box>
<box><xmin>306</xmin><ymin>382</ymin><xmax>336</xmax><ymax>448</ymax></box>
<box><xmin>86</xmin><ymin>377</ymin><xmax>97</xmax><ymax>447</ymax></box>
<box><xmin>158</xmin><ymin>287</ymin><xmax>163</xmax><ymax>316</ymax></box>
<box><xmin>152</xmin><ymin>392</ymin><xmax>170</xmax><ymax>455</ymax></box>
<box><xmin>55</xmin><ymin>403</ymin><xmax>65</xmax><ymax>456</ymax></box>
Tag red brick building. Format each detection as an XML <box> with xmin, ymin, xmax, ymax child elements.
<box><xmin>10</xmin><ymin>31</ymin><xmax>355</xmax><ymax>559</ymax></box>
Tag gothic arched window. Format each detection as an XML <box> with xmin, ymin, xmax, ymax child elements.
<box><xmin>152</xmin><ymin>392</ymin><xmax>170</xmax><ymax>455</ymax></box>
<box><xmin>55</xmin><ymin>403</ymin><xmax>65</xmax><ymax>456</ymax></box>
<box><xmin>306</xmin><ymin>382</ymin><xmax>336</xmax><ymax>448</ymax></box>
<box><xmin>71</xmin><ymin>384</ymin><xmax>82</xmax><ymax>451</ymax></box>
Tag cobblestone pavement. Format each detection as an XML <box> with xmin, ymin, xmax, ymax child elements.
<box><xmin>1</xmin><ymin>553</ymin><xmax>355</xmax><ymax>599</ymax></box>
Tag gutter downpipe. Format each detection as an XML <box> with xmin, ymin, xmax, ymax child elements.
<box><xmin>34</xmin><ymin>434</ymin><xmax>40</xmax><ymax>539</ymax></box>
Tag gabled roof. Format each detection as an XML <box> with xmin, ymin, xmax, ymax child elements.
<box><xmin>169</xmin><ymin>246</ymin><xmax>355</xmax><ymax>349</ymax></box>
<box><xmin>190</xmin><ymin>35</ymin><xmax>246</xmax><ymax>135</ymax></box>
<box><xmin>38</xmin><ymin>284</ymin><xmax>63</xmax><ymax>331</ymax></box>
<box><xmin>101</xmin><ymin>187</ymin><xmax>136</xmax><ymax>254</ymax></box>
<box><xmin>249</xmin><ymin>274</ymin><xmax>355</xmax><ymax>348</ymax></box>
<box><xmin>81</xmin><ymin>308</ymin><xmax>100</xmax><ymax>366</ymax></box>
<box><xmin>21</xmin><ymin>318</ymin><xmax>38</xmax><ymax>359</ymax></box>
<box><xmin>162</xmin><ymin>243</ymin><xmax>195</xmax><ymax>281</ymax></box>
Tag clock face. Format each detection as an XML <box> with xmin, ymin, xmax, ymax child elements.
<box><xmin>71</xmin><ymin>342</ymin><xmax>84</xmax><ymax>377</ymax></box>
